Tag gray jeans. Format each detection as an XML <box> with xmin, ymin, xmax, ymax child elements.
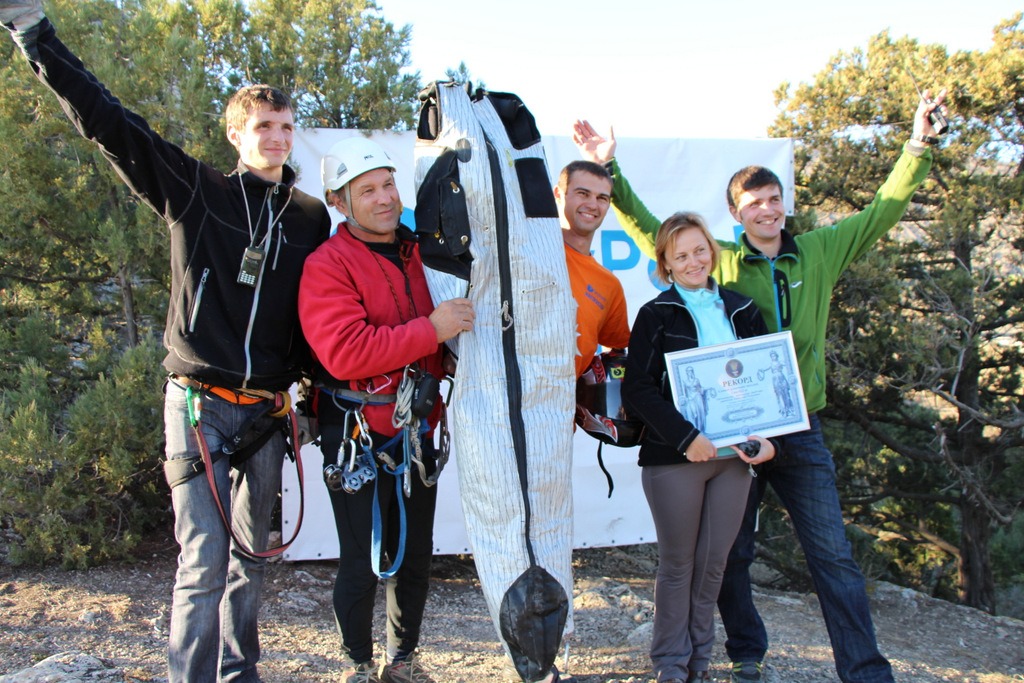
<box><xmin>642</xmin><ymin>458</ymin><xmax>751</xmax><ymax>682</ymax></box>
<box><xmin>164</xmin><ymin>382</ymin><xmax>284</xmax><ymax>682</ymax></box>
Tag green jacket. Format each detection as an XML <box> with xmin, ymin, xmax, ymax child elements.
<box><xmin>608</xmin><ymin>143</ymin><xmax>932</xmax><ymax>413</ymax></box>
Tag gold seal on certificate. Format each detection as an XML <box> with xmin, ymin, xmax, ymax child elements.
<box><xmin>665</xmin><ymin>331</ymin><xmax>810</xmax><ymax>448</ymax></box>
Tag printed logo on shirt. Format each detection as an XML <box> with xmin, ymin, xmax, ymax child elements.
<box><xmin>585</xmin><ymin>283</ymin><xmax>607</xmax><ymax>309</ymax></box>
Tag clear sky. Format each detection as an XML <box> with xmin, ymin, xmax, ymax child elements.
<box><xmin>375</xmin><ymin>0</ymin><xmax>1020</xmax><ymax>140</ymax></box>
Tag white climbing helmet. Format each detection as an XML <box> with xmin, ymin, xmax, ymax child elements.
<box><xmin>320</xmin><ymin>137</ymin><xmax>396</xmax><ymax>198</ymax></box>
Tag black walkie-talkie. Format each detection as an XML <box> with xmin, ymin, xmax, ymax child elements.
<box><xmin>908</xmin><ymin>69</ymin><xmax>949</xmax><ymax>135</ymax></box>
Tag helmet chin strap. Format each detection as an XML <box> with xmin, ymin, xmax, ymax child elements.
<box><xmin>343</xmin><ymin>184</ymin><xmax>366</xmax><ymax>233</ymax></box>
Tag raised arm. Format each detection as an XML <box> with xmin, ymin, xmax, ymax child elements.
<box><xmin>572</xmin><ymin>119</ymin><xmax>661</xmax><ymax>259</ymax></box>
<box><xmin>2</xmin><ymin>1</ymin><xmax>204</xmax><ymax>219</ymax></box>
<box><xmin>805</xmin><ymin>88</ymin><xmax>944</xmax><ymax>279</ymax></box>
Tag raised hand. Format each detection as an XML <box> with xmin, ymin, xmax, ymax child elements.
<box><xmin>0</xmin><ymin>0</ymin><xmax>43</xmax><ymax>31</ymax></box>
<box><xmin>913</xmin><ymin>88</ymin><xmax>948</xmax><ymax>140</ymax></box>
<box><xmin>572</xmin><ymin>119</ymin><xmax>616</xmax><ymax>164</ymax></box>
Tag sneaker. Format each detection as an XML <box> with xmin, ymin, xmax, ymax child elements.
<box><xmin>343</xmin><ymin>660</ymin><xmax>380</xmax><ymax>683</ymax></box>
<box><xmin>379</xmin><ymin>654</ymin><xmax>435</xmax><ymax>683</ymax></box>
<box><xmin>730</xmin><ymin>661</ymin><xmax>763</xmax><ymax>683</ymax></box>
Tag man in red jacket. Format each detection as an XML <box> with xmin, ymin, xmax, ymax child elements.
<box><xmin>298</xmin><ymin>137</ymin><xmax>473</xmax><ymax>683</ymax></box>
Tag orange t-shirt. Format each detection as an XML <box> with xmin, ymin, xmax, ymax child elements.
<box><xmin>564</xmin><ymin>243</ymin><xmax>631</xmax><ymax>377</ymax></box>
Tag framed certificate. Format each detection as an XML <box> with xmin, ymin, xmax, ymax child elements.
<box><xmin>665</xmin><ymin>331</ymin><xmax>809</xmax><ymax>448</ymax></box>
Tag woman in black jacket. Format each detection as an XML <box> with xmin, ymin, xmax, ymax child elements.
<box><xmin>623</xmin><ymin>212</ymin><xmax>777</xmax><ymax>683</ymax></box>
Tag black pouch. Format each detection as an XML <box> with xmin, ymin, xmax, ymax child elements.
<box><xmin>411</xmin><ymin>371</ymin><xmax>440</xmax><ymax>419</ymax></box>
<box><xmin>415</xmin><ymin>148</ymin><xmax>473</xmax><ymax>280</ymax></box>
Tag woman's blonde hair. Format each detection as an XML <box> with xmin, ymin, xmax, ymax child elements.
<box><xmin>654</xmin><ymin>212</ymin><xmax>720</xmax><ymax>285</ymax></box>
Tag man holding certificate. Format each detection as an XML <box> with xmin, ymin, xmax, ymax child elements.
<box><xmin>574</xmin><ymin>89</ymin><xmax>946</xmax><ymax>683</ymax></box>
<box><xmin>622</xmin><ymin>212</ymin><xmax>777</xmax><ymax>683</ymax></box>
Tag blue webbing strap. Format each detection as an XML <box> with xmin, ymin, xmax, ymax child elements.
<box><xmin>370</xmin><ymin>432</ymin><xmax>407</xmax><ymax>579</ymax></box>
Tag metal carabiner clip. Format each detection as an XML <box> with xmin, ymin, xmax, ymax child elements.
<box><xmin>354</xmin><ymin>409</ymin><xmax>374</xmax><ymax>451</ymax></box>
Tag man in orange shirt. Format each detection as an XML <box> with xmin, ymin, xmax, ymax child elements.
<box><xmin>554</xmin><ymin>161</ymin><xmax>631</xmax><ymax>377</ymax></box>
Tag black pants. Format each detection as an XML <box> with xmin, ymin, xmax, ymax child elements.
<box><xmin>320</xmin><ymin>418</ymin><xmax>438</xmax><ymax>665</ymax></box>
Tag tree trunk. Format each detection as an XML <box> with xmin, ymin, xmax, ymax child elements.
<box><xmin>118</xmin><ymin>265</ymin><xmax>139</xmax><ymax>348</ymax></box>
<box><xmin>958</xmin><ymin>490</ymin><xmax>996</xmax><ymax>613</ymax></box>
<box><xmin>949</xmin><ymin>234</ymin><xmax>996</xmax><ymax>613</ymax></box>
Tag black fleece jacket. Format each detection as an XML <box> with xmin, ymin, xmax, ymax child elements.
<box><xmin>623</xmin><ymin>282</ymin><xmax>777</xmax><ymax>467</ymax></box>
<box><xmin>11</xmin><ymin>19</ymin><xmax>330</xmax><ymax>391</ymax></box>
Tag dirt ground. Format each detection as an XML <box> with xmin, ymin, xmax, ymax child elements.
<box><xmin>0</xmin><ymin>536</ymin><xmax>1022</xmax><ymax>683</ymax></box>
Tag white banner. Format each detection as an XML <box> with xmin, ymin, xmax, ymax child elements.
<box><xmin>281</xmin><ymin>129</ymin><xmax>794</xmax><ymax>560</ymax></box>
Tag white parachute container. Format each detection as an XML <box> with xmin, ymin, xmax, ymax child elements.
<box><xmin>413</xmin><ymin>81</ymin><xmax>577</xmax><ymax>682</ymax></box>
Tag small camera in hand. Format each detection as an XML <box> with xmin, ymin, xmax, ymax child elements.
<box><xmin>928</xmin><ymin>106</ymin><xmax>949</xmax><ymax>136</ymax></box>
<box><xmin>736</xmin><ymin>440</ymin><xmax>761</xmax><ymax>457</ymax></box>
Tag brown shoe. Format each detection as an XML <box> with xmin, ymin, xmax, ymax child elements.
<box><xmin>379</xmin><ymin>654</ymin><xmax>435</xmax><ymax>683</ymax></box>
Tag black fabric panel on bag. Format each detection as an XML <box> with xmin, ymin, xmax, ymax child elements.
<box><xmin>484</xmin><ymin>91</ymin><xmax>541</xmax><ymax>150</ymax></box>
<box><xmin>514</xmin><ymin>157</ymin><xmax>559</xmax><ymax>218</ymax></box>
<box><xmin>414</xmin><ymin>148</ymin><xmax>473</xmax><ymax>280</ymax></box>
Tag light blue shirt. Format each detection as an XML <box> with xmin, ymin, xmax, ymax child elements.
<box><xmin>674</xmin><ymin>280</ymin><xmax>737</xmax><ymax>346</ymax></box>
<box><xmin>675</xmin><ymin>281</ymin><xmax>742</xmax><ymax>458</ymax></box>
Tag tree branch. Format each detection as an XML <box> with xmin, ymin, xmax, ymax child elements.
<box><xmin>934</xmin><ymin>423</ymin><xmax>1015</xmax><ymax>525</ymax></box>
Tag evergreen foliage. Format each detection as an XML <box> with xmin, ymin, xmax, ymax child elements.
<box><xmin>0</xmin><ymin>0</ymin><xmax>417</xmax><ymax>567</ymax></box>
<box><xmin>766</xmin><ymin>13</ymin><xmax>1024</xmax><ymax>615</ymax></box>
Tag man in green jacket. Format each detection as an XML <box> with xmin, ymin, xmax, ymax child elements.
<box><xmin>573</xmin><ymin>90</ymin><xmax>946</xmax><ymax>683</ymax></box>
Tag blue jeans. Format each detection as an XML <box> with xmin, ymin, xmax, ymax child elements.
<box><xmin>717</xmin><ymin>415</ymin><xmax>894</xmax><ymax>683</ymax></box>
<box><xmin>164</xmin><ymin>382</ymin><xmax>284</xmax><ymax>682</ymax></box>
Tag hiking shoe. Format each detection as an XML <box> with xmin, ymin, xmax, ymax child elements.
<box><xmin>379</xmin><ymin>654</ymin><xmax>435</xmax><ymax>683</ymax></box>
<box><xmin>342</xmin><ymin>660</ymin><xmax>380</xmax><ymax>683</ymax></box>
<box><xmin>731</xmin><ymin>661</ymin><xmax>764</xmax><ymax>682</ymax></box>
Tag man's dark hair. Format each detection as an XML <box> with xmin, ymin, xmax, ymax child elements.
<box><xmin>726</xmin><ymin>165</ymin><xmax>783</xmax><ymax>211</ymax></box>
<box><xmin>225</xmin><ymin>84</ymin><xmax>292</xmax><ymax>131</ymax></box>
<box><xmin>557</xmin><ymin>160</ymin><xmax>613</xmax><ymax>194</ymax></box>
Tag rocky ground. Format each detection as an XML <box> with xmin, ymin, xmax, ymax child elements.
<box><xmin>0</xmin><ymin>536</ymin><xmax>1022</xmax><ymax>683</ymax></box>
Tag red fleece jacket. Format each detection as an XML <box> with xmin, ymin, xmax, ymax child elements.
<box><xmin>299</xmin><ymin>224</ymin><xmax>444</xmax><ymax>436</ymax></box>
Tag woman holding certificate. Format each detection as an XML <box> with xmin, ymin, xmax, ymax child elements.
<box><xmin>623</xmin><ymin>212</ymin><xmax>778</xmax><ymax>683</ymax></box>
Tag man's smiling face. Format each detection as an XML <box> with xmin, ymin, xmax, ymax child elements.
<box><xmin>556</xmin><ymin>170</ymin><xmax>613</xmax><ymax>238</ymax></box>
<box><xmin>730</xmin><ymin>184</ymin><xmax>786</xmax><ymax>251</ymax></box>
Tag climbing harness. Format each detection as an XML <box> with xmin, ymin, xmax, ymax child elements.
<box><xmin>168</xmin><ymin>376</ymin><xmax>306</xmax><ymax>560</ymax></box>
<box><xmin>318</xmin><ymin>367</ymin><xmax>452</xmax><ymax>579</ymax></box>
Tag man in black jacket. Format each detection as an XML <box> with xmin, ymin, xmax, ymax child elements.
<box><xmin>1</xmin><ymin>2</ymin><xmax>331</xmax><ymax>681</ymax></box>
